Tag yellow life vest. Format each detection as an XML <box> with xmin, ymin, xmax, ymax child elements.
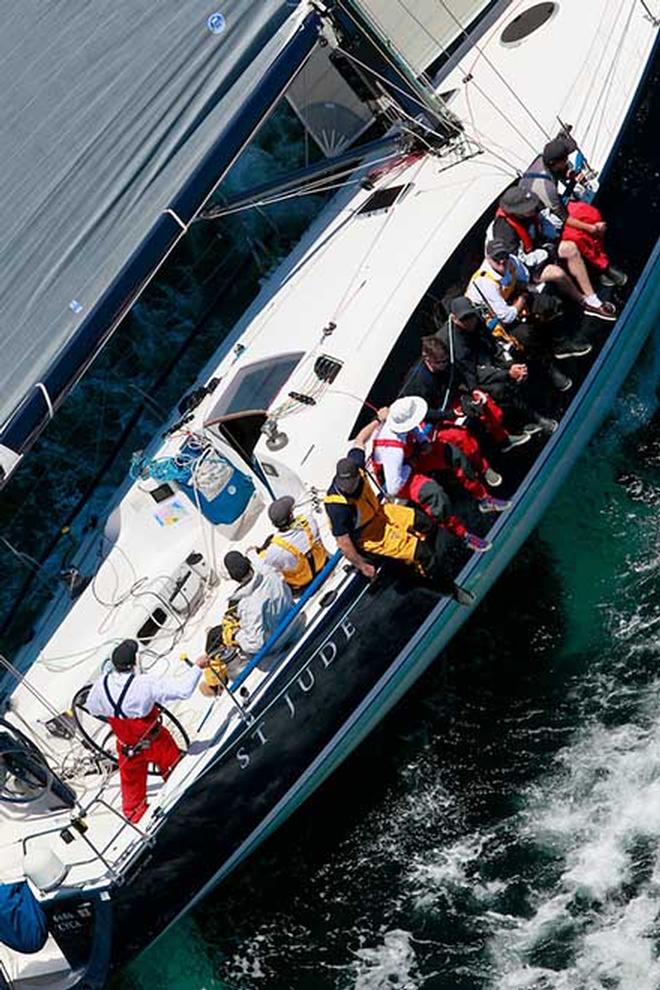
<box><xmin>270</xmin><ymin>516</ymin><xmax>328</xmax><ymax>590</ymax></box>
<box><xmin>324</xmin><ymin>470</ymin><xmax>382</xmax><ymax>532</ymax></box>
<box><xmin>468</xmin><ymin>262</ymin><xmax>523</xmax><ymax>350</ymax></box>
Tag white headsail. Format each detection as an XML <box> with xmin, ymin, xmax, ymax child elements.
<box><xmin>345</xmin><ymin>0</ymin><xmax>495</xmax><ymax>76</ymax></box>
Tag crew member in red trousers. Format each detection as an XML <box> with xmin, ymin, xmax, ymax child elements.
<box><xmin>87</xmin><ymin>640</ymin><xmax>209</xmax><ymax>822</ymax></box>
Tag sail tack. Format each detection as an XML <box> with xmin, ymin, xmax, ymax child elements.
<box><xmin>345</xmin><ymin>0</ymin><xmax>495</xmax><ymax>77</ymax></box>
<box><xmin>0</xmin><ymin>1</ymin><xmax>317</xmax><ymax>478</ymax></box>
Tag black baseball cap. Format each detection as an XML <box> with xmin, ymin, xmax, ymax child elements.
<box><xmin>111</xmin><ymin>639</ymin><xmax>138</xmax><ymax>671</ymax></box>
<box><xmin>543</xmin><ymin>137</ymin><xmax>573</xmax><ymax>165</ymax></box>
<box><xmin>224</xmin><ymin>551</ymin><xmax>252</xmax><ymax>582</ymax></box>
<box><xmin>268</xmin><ymin>496</ymin><xmax>295</xmax><ymax>529</ymax></box>
<box><xmin>486</xmin><ymin>238</ymin><xmax>509</xmax><ymax>262</ymax></box>
<box><xmin>450</xmin><ymin>296</ymin><xmax>478</xmax><ymax>320</ymax></box>
<box><xmin>334</xmin><ymin>457</ymin><xmax>360</xmax><ymax>493</ymax></box>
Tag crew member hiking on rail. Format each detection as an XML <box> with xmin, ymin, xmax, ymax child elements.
<box><xmin>86</xmin><ymin>639</ymin><xmax>209</xmax><ymax>822</ymax></box>
<box><xmin>260</xmin><ymin>496</ymin><xmax>328</xmax><ymax>592</ymax></box>
<box><xmin>467</xmin><ymin>238</ymin><xmax>590</xmax><ymax>375</ymax></box>
<box><xmin>491</xmin><ymin>186</ymin><xmax>616</xmax><ymax>321</ymax></box>
<box><xmin>520</xmin><ymin>135</ymin><xmax>627</xmax><ymax>289</ymax></box>
<box><xmin>444</xmin><ymin>296</ymin><xmax>559</xmax><ymax>438</ymax></box>
<box><xmin>371</xmin><ymin>396</ymin><xmax>508</xmax><ymax>542</ymax></box>
<box><xmin>324</xmin><ymin>415</ymin><xmax>474</xmax><ymax>605</ymax></box>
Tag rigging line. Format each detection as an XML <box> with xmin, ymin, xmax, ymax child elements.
<box><xmin>393</xmin><ymin>98</ymin><xmax>522</xmax><ymax>176</ymax></box>
<box><xmin>432</xmin><ymin>0</ymin><xmax>552</xmax><ymax>140</ymax></box>
<box><xmin>638</xmin><ymin>0</ymin><xmax>660</xmax><ymax>22</ymax></box>
<box><xmin>336</xmin><ymin>0</ymin><xmax>457</xmax><ymax>130</ymax></box>
<box><xmin>584</xmin><ymin>0</ymin><xmax>637</xmax><ymax>149</ymax></box>
<box><xmin>0</xmin><ymin>653</ymin><xmax>64</xmax><ymax>722</ymax></box>
<box><xmin>462</xmin><ymin>81</ymin><xmax>528</xmax><ymax>172</ymax></box>
<box><xmin>329</xmin><ymin>152</ymin><xmax>430</xmax><ymax>326</ymax></box>
<box><xmin>463</xmin><ymin>72</ymin><xmax>540</xmax><ymax>157</ymax></box>
<box><xmin>216</xmin><ymin>178</ymin><xmax>363</xmax><ymax>217</ymax></box>
<box><xmin>569</xmin><ymin>0</ymin><xmax>628</xmax><ymax>135</ymax></box>
<box><xmin>334</xmin><ymin>44</ymin><xmax>462</xmax><ymax>136</ymax></box>
<box><xmin>212</xmin><ymin>150</ymin><xmax>402</xmax><ymax>218</ymax></box>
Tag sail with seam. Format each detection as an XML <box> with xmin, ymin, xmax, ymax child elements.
<box><xmin>0</xmin><ymin>0</ymin><xmax>319</xmax><ymax>482</ymax></box>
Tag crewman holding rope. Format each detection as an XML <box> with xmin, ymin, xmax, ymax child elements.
<box><xmin>86</xmin><ymin>639</ymin><xmax>209</xmax><ymax>822</ymax></box>
<box><xmin>260</xmin><ymin>497</ymin><xmax>328</xmax><ymax>592</ymax></box>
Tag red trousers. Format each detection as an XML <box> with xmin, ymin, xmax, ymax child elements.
<box><xmin>110</xmin><ymin>713</ymin><xmax>182</xmax><ymax>823</ymax></box>
<box><xmin>562</xmin><ymin>201</ymin><xmax>610</xmax><ymax>271</ymax></box>
<box><xmin>417</xmin><ymin>426</ymin><xmax>491</xmax><ymax>502</ymax></box>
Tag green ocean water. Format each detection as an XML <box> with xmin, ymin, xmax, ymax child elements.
<box><xmin>116</xmin><ymin>337</ymin><xmax>660</xmax><ymax>990</ymax></box>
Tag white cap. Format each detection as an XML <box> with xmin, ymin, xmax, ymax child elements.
<box><xmin>385</xmin><ymin>396</ymin><xmax>428</xmax><ymax>434</ymax></box>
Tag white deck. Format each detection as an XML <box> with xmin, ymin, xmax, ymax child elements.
<box><xmin>1</xmin><ymin>0</ymin><xmax>657</xmax><ymax>982</ymax></box>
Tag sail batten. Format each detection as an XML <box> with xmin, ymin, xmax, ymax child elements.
<box><xmin>0</xmin><ymin>1</ymin><xmax>318</xmax><ymax>478</ymax></box>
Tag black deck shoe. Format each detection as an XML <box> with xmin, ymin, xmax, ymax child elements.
<box><xmin>500</xmin><ymin>431</ymin><xmax>531</xmax><ymax>453</ymax></box>
<box><xmin>536</xmin><ymin>415</ymin><xmax>559</xmax><ymax>434</ymax></box>
<box><xmin>548</xmin><ymin>365</ymin><xmax>573</xmax><ymax>392</ymax></box>
<box><xmin>452</xmin><ymin>584</ymin><xmax>475</xmax><ymax>606</ymax></box>
<box><xmin>600</xmin><ymin>266</ymin><xmax>628</xmax><ymax>287</ymax></box>
<box><xmin>554</xmin><ymin>340</ymin><xmax>592</xmax><ymax>360</ymax></box>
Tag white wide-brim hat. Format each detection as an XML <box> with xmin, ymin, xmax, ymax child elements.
<box><xmin>386</xmin><ymin>396</ymin><xmax>428</xmax><ymax>434</ymax></box>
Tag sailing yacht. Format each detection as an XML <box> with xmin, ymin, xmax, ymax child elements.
<box><xmin>0</xmin><ymin>2</ymin><xmax>658</xmax><ymax>986</ymax></box>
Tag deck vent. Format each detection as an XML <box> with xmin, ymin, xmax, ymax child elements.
<box><xmin>314</xmin><ymin>355</ymin><xmax>343</xmax><ymax>383</ymax></box>
<box><xmin>357</xmin><ymin>184</ymin><xmax>411</xmax><ymax>216</ymax></box>
<box><xmin>501</xmin><ymin>3</ymin><xmax>557</xmax><ymax>46</ymax></box>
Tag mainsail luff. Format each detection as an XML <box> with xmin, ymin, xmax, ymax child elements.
<box><xmin>0</xmin><ymin>6</ymin><xmax>321</xmax><ymax>485</ymax></box>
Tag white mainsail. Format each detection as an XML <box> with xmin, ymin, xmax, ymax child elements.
<box><xmin>346</xmin><ymin>0</ymin><xmax>494</xmax><ymax>76</ymax></box>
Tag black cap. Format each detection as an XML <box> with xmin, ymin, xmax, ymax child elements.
<box><xmin>486</xmin><ymin>238</ymin><xmax>509</xmax><ymax>262</ymax></box>
<box><xmin>543</xmin><ymin>137</ymin><xmax>573</xmax><ymax>165</ymax></box>
<box><xmin>111</xmin><ymin>639</ymin><xmax>138</xmax><ymax>671</ymax></box>
<box><xmin>450</xmin><ymin>296</ymin><xmax>478</xmax><ymax>320</ymax></box>
<box><xmin>334</xmin><ymin>457</ymin><xmax>360</xmax><ymax>493</ymax></box>
<box><xmin>268</xmin><ymin>496</ymin><xmax>295</xmax><ymax>529</ymax></box>
<box><xmin>224</xmin><ymin>551</ymin><xmax>252</xmax><ymax>582</ymax></box>
<box><xmin>499</xmin><ymin>186</ymin><xmax>541</xmax><ymax>217</ymax></box>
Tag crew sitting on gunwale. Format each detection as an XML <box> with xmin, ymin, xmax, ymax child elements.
<box><xmin>467</xmin><ymin>239</ymin><xmax>590</xmax><ymax>377</ymax></box>
<box><xmin>491</xmin><ymin>186</ymin><xmax>616</xmax><ymax>321</ymax></box>
<box><xmin>324</xmin><ymin>414</ymin><xmax>474</xmax><ymax>605</ymax></box>
<box><xmin>371</xmin><ymin>397</ymin><xmax>508</xmax><ymax>541</ymax></box>
<box><xmin>520</xmin><ymin>135</ymin><xmax>627</xmax><ymax>290</ymax></box>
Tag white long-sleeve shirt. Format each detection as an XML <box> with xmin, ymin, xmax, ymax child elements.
<box><xmin>86</xmin><ymin>664</ymin><xmax>202</xmax><ymax>719</ymax></box>
<box><xmin>371</xmin><ymin>422</ymin><xmax>412</xmax><ymax>496</ymax></box>
<box><xmin>230</xmin><ymin>552</ymin><xmax>293</xmax><ymax>655</ymax></box>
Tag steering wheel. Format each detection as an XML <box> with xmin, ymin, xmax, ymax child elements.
<box><xmin>0</xmin><ymin>718</ymin><xmax>56</xmax><ymax>804</ymax></box>
<box><xmin>72</xmin><ymin>685</ymin><xmax>190</xmax><ymax>776</ymax></box>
